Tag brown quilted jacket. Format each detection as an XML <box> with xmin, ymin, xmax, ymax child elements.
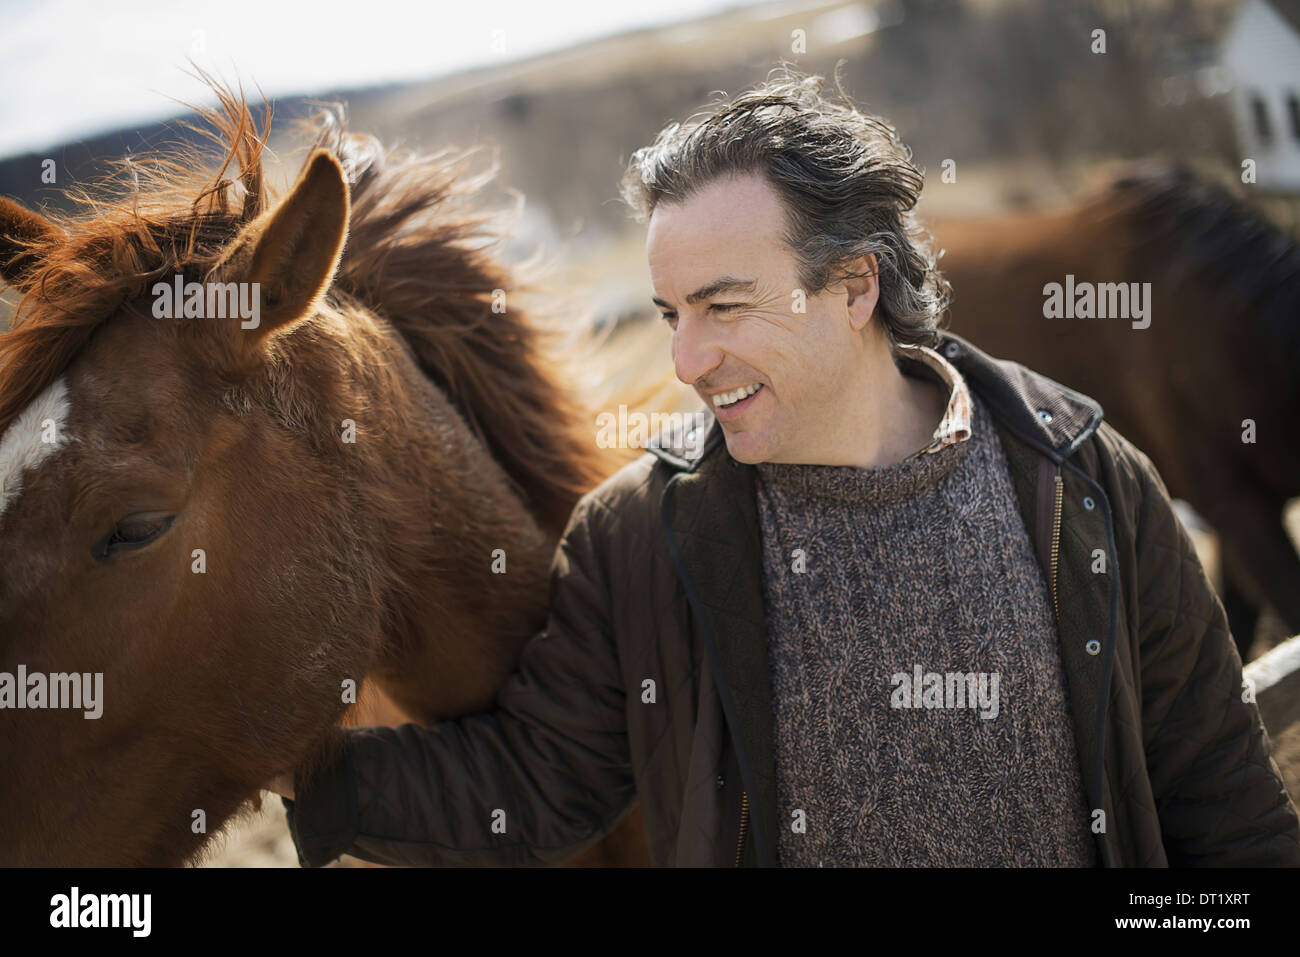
<box><xmin>283</xmin><ymin>330</ymin><xmax>1300</xmax><ymax>867</ymax></box>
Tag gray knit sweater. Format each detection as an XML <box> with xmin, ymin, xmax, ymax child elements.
<box><xmin>755</xmin><ymin>385</ymin><xmax>1098</xmax><ymax>867</ymax></box>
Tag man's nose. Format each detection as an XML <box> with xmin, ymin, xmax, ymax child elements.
<box><xmin>671</xmin><ymin>313</ymin><xmax>723</xmax><ymax>388</ymax></box>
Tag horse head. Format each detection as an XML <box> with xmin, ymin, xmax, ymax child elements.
<box><xmin>0</xmin><ymin>88</ymin><xmax>593</xmax><ymax>864</ymax></box>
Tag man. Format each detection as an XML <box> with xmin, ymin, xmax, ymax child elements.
<box><xmin>271</xmin><ymin>68</ymin><xmax>1300</xmax><ymax>866</ymax></box>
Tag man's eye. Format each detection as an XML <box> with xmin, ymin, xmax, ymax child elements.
<box><xmin>710</xmin><ymin>303</ymin><xmax>742</xmax><ymax>312</ymax></box>
<box><xmin>660</xmin><ymin>313</ymin><xmax>677</xmax><ymax>325</ymax></box>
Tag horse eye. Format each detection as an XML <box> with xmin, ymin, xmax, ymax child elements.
<box><xmin>92</xmin><ymin>514</ymin><xmax>175</xmax><ymax>562</ymax></box>
<box><xmin>111</xmin><ymin>517</ymin><xmax>166</xmax><ymax>545</ymax></box>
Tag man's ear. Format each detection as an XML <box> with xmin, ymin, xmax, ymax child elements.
<box><xmin>0</xmin><ymin>197</ymin><xmax>60</xmax><ymax>287</ymax></box>
<box><xmin>210</xmin><ymin>149</ymin><xmax>349</xmax><ymax>359</ymax></box>
<box><xmin>843</xmin><ymin>253</ymin><xmax>880</xmax><ymax>332</ymax></box>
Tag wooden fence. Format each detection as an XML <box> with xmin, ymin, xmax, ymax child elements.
<box><xmin>1245</xmin><ymin>634</ymin><xmax>1300</xmax><ymax>736</ymax></box>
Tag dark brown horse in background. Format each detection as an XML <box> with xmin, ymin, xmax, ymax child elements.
<box><xmin>0</xmin><ymin>81</ymin><xmax>649</xmax><ymax>866</ymax></box>
<box><xmin>930</xmin><ymin>161</ymin><xmax>1300</xmax><ymax>660</ymax></box>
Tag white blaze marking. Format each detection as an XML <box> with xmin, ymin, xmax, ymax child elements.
<box><xmin>0</xmin><ymin>376</ymin><xmax>71</xmax><ymax>521</ymax></box>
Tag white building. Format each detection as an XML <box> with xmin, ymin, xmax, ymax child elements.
<box><xmin>1222</xmin><ymin>0</ymin><xmax>1300</xmax><ymax>191</ymax></box>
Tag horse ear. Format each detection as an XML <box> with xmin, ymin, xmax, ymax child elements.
<box><xmin>0</xmin><ymin>197</ymin><xmax>59</xmax><ymax>287</ymax></box>
<box><xmin>216</xmin><ymin>149</ymin><xmax>349</xmax><ymax>354</ymax></box>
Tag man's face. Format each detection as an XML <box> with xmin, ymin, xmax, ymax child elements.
<box><xmin>647</xmin><ymin>171</ymin><xmax>877</xmax><ymax>464</ymax></box>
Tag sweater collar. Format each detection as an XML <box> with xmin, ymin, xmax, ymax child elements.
<box><xmin>646</xmin><ymin>330</ymin><xmax>1103</xmax><ymax>472</ymax></box>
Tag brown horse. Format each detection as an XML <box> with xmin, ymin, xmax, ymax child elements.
<box><xmin>0</xmin><ymin>81</ymin><xmax>650</xmax><ymax>866</ymax></box>
<box><xmin>929</xmin><ymin>161</ymin><xmax>1300</xmax><ymax>660</ymax></box>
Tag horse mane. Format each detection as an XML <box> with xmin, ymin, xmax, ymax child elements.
<box><xmin>0</xmin><ymin>74</ymin><xmax>608</xmax><ymax>537</ymax></box>
<box><xmin>304</xmin><ymin>109</ymin><xmax>609</xmax><ymax>536</ymax></box>
<box><xmin>1101</xmin><ymin>159</ymin><xmax>1300</xmax><ymax>364</ymax></box>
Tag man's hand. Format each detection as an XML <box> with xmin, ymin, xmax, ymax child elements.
<box><xmin>265</xmin><ymin>772</ymin><xmax>295</xmax><ymax>800</ymax></box>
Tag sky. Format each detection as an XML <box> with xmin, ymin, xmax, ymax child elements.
<box><xmin>0</xmin><ymin>0</ymin><xmax>783</xmax><ymax>158</ymax></box>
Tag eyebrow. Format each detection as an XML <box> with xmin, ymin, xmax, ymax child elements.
<box><xmin>652</xmin><ymin>276</ymin><xmax>756</xmax><ymax>310</ymax></box>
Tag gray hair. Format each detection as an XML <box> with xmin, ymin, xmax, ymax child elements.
<box><xmin>620</xmin><ymin>66</ymin><xmax>949</xmax><ymax>348</ymax></box>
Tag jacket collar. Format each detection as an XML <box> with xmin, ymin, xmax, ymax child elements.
<box><xmin>647</xmin><ymin>330</ymin><xmax>1104</xmax><ymax>471</ymax></box>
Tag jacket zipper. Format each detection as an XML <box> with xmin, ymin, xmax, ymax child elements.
<box><xmin>734</xmin><ymin>790</ymin><xmax>749</xmax><ymax>866</ymax></box>
<box><xmin>1050</xmin><ymin>473</ymin><xmax>1063</xmax><ymax>619</ymax></box>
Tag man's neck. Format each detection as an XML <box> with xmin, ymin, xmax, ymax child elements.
<box><xmin>830</xmin><ymin>345</ymin><xmax>947</xmax><ymax>470</ymax></box>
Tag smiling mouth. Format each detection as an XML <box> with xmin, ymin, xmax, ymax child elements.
<box><xmin>712</xmin><ymin>383</ymin><xmax>763</xmax><ymax>408</ymax></box>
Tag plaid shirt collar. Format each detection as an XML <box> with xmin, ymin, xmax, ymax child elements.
<box><xmin>894</xmin><ymin>342</ymin><xmax>974</xmax><ymax>460</ymax></box>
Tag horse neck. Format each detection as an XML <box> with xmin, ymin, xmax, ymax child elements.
<box><xmin>327</xmin><ymin>305</ymin><xmax>560</xmax><ymax>720</ymax></box>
